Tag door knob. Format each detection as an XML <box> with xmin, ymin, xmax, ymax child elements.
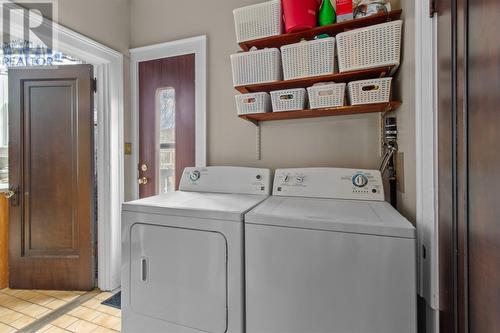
<box><xmin>140</xmin><ymin>164</ymin><xmax>148</xmax><ymax>172</ymax></box>
<box><xmin>3</xmin><ymin>185</ymin><xmax>19</xmax><ymax>206</ymax></box>
<box><xmin>138</xmin><ymin>177</ymin><xmax>149</xmax><ymax>185</ymax></box>
<box><xmin>3</xmin><ymin>190</ymin><xmax>15</xmax><ymax>199</ymax></box>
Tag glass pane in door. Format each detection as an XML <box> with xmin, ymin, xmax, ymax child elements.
<box><xmin>157</xmin><ymin>88</ymin><xmax>176</xmax><ymax>194</ymax></box>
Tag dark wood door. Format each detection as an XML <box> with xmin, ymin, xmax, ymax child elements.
<box><xmin>138</xmin><ymin>54</ymin><xmax>195</xmax><ymax>198</ymax></box>
<box><xmin>8</xmin><ymin>65</ymin><xmax>95</xmax><ymax>291</ymax></box>
<box><xmin>467</xmin><ymin>0</ymin><xmax>500</xmax><ymax>331</ymax></box>
<box><xmin>437</xmin><ymin>0</ymin><xmax>500</xmax><ymax>331</ymax></box>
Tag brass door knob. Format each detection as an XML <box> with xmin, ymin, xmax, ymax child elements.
<box><xmin>138</xmin><ymin>177</ymin><xmax>149</xmax><ymax>185</ymax></box>
<box><xmin>3</xmin><ymin>190</ymin><xmax>15</xmax><ymax>199</ymax></box>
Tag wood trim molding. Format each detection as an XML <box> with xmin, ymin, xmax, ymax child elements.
<box><xmin>130</xmin><ymin>36</ymin><xmax>207</xmax><ymax>200</ymax></box>
<box><xmin>0</xmin><ymin>197</ymin><xmax>8</xmax><ymax>288</ymax></box>
<box><xmin>415</xmin><ymin>0</ymin><xmax>440</xmax><ymax>313</ymax></box>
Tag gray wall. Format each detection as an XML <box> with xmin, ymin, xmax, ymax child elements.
<box><xmin>129</xmin><ymin>0</ymin><xmax>416</xmax><ymax>221</ymax></box>
<box><xmin>44</xmin><ymin>0</ymin><xmax>415</xmax><ymax>222</ymax></box>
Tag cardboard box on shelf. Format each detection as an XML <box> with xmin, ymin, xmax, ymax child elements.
<box><xmin>336</xmin><ymin>0</ymin><xmax>354</xmax><ymax>22</ymax></box>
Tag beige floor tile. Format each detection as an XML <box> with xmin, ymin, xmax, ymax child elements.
<box><xmin>45</xmin><ymin>299</ymin><xmax>67</xmax><ymax>310</ymax></box>
<box><xmin>53</xmin><ymin>293</ymin><xmax>79</xmax><ymax>303</ymax></box>
<box><xmin>29</xmin><ymin>293</ymin><xmax>58</xmax><ymax>306</ymax></box>
<box><xmin>42</xmin><ymin>325</ymin><xmax>71</xmax><ymax>333</ymax></box>
<box><xmin>68</xmin><ymin>306</ymin><xmax>101</xmax><ymax>322</ymax></box>
<box><xmin>10</xmin><ymin>314</ymin><xmax>36</xmax><ymax>329</ymax></box>
<box><xmin>0</xmin><ymin>322</ymin><xmax>16</xmax><ymax>333</ymax></box>
<box><xmin>82</xmin><ymin>298</ymin><xmax>101</xmax><ymax>309</ymax></box>
<box><xmin>15</xmin><ymin>290</ymin><xmax>40</xmax><ymax>301</ymax></box>
<box><xmin>51</xmin><ymin>314</ymin><xmax>79</xmax><ymax>329</ymax></box>
<box><xmin>0</xmin><ymin>309</ymin><xmax>23</xmax><ymax>324</ymax></box>
<box><xmin>3</xmin><ymin>298</ymin><xmax>33</xmax><ymax>312</ymax></box>
<box><xmin>91</xmin><ymin>326</ymin><xmax>116</xmax><ymax>333</ymax></box>
<box><xmin>0</xmin><ymin>308</ymin><xmax>13</xmax><ymax>318</ymax></box>
<box><xmin>95</xmin><ymin>305</ymin><xmax>121</xmax><ymax>317</ymax></box>
<box><xmin>66</xmin><ymin>319</ymin><xmax>99</xmax><ymax>333</ymax></box>
<box><xmin>19</xmin><ymin>303</ymin><xmax>50</xmax><ymax>318</ymax></box>
<box><xmin>0</xmin><ymin>294</ymin><xmax>16</xmax><ymax>306</ymax></box>
<box><xmin>94</xmin><ymin>292</ymin><xmax>113</xmax><ymax>301</ymax></box>
<box><xmin>0</xmin><ymin>289</ymin><xmax>22</xmax><ymax>296</ymax></box>
<box><xmin>92</xmin><ymin>313</ymin><xmax>121</xmax><ymax>331</ymax></box>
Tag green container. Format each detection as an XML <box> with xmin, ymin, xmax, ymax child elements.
<box><xmin>318</xmin><ymin>0</ymin><xmax>337</xmax><ymax>26</ymax></box>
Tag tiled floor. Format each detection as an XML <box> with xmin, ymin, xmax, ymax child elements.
<box><xmin>0</xmin><ymin>289</ymin><xmax>84</xmax><ymax>332</ymax></box>
<box><xmin>0</xmin><ymin>289</ymin><xmax>121</xmax><ymax>333</ymax></box>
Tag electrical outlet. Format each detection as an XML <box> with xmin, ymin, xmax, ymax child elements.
<box><xmin>395</xmin><ymin>152</ymin><xmax>405</xmax><ymax>193</ymax></box>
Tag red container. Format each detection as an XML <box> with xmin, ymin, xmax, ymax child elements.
<box><xmin>282</xmin><ymin>0</ymin><xmax>318</xmax><ymax>33</ymax></box>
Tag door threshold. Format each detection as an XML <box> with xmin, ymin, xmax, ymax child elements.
<box><xmin>18</xmin><ymin>290</ymin><xmax>100</xmax><ymax>333</ymax></box>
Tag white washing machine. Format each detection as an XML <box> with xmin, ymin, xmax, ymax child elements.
<box><xmin>245</xmin><ymin>168</ymin><xmax>416</xmax><ymax>333</ymax></box>
<box><xmin>121</xmin><ymin>166</ymin><xmax>271</xmax><ymax>333</ymax></box>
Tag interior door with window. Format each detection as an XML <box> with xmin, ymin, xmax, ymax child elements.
<box><xmin>8</xmin><ymin>65</ymin><xmax>95</xmax><ymax>290</ymax></box>
<box><xmin>138</xmin><ymin>54</ymin><xmax>195</xmax><ymax>198</ymax></box>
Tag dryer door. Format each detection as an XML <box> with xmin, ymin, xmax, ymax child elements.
<box><xmin>130</xmin><ymin>223</ymin><xmax>227</xmax><ymax>333</ymax></box>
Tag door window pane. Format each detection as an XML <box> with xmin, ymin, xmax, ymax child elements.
<box><xmin>157</xmin><ymin>88</ymin><xmax>175</xmax><ymax>194</ymax></box>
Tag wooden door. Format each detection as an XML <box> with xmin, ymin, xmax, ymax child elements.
<box><xmin>138</xmin><ymin>54</ymin><xmax>195</xmax><ymax>198</ymax></box>
<box><xmin>437</xmin><ymin>0</ymin><xmax>500</xmax><ymax>331</ymax></box>
<box><xmin>467</xmin><ymin>0</ymin><xmax>500</xmax><ymax>331</ymax></box>
<box><xmin>8</xmin><ymin>65</ymin><xmax>95</xmax><ymax>291</ymax></box>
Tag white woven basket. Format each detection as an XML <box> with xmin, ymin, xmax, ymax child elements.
<box><xmin>307</xmin><ymin>83</ymin><xmax>346</xmax><ymax>109</ymax></box>
<box><xmin>336</xmin><ymin>20</ymin><xmax>402</xmax><ymax>73</ymax></box>
<box><xmin>281</xmin><ymin>37</ymin><xmax>336</xmax><ymax>80</ymax></box>
<box><xmin>235</xmin><ymin>92</ymin><xmax>271</xmax><ymax>115</ymax></box>
<box><xmin>271</xmin><ymin>88</ymin><xmax>308</xmax><ymax>112</ymax></box>
<box><xmin>231</xmin><ymin>48</ymin><xmax>282</xmax><ymax>86</ymax></box>
<box><xmin>348</xmin><ymin>78</ymin><xmax>392</xmax><ymax>105</ymax></box>
<box><xmin>233</xmin><ymin>0</ymin><xmax>283</xmax><ymax>43</ymax></box>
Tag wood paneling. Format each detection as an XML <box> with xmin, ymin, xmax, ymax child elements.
<box><xmin>8</xmin><ymin>65</ymin><xmax>95</xmax><ymax>291</ymax></box>
<box><xmin>138</xmin><ymin>54</ymin><xmax>196</xmax><ymax>197</ymax></box>
<box><xmin>467</xmin><ymin>0</ymin><xmax>500</xmax><ymax>331</ymax></box>
<box><xmin>438</xmin><ymin>0</ymin><xmax>500</xmax><ymax>331</ymax></box>
<box><xmin>0</xmin><ymin>196</ymin><xmax>8</xmax><ymax>288</ymax></box>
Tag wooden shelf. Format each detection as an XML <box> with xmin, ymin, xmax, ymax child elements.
<box><xmin>235</xmin><ymin>66</ymin><xmax>396</xmax><ymax>94</ymax></box>
<box><xmin>239</xmin><ymin>101</ymin><xmax>401</xmax><ymax>124</ymax></box>
<box><xmin>239</xmin><ymin>10</ymin><xmax>402</xmax><ymax>51</ymax></box>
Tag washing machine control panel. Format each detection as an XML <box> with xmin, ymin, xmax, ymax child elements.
<box><xmin>273</xmin><ymin>168</ymin><xmax>384</xmax><ymax>201</ymax></box>
<box><xmin>180</xmin><ymin>167</ymin><xmax>271</xmax><ymax>195</ymax></box>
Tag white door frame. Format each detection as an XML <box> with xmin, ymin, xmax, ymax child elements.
<box><xmin>7</xmin><ymin>5</ymin><xmax>124</xmax><ymax>291</ymax></box>
<box><xmin>130</xmin><ymin>36</ymin><xmax>207</xmax><ymax>199</ymax></box>
<box><xmin>415</xmin><ymin>0</ymin><xmax>439</xmax><ymax>315</ymax></box>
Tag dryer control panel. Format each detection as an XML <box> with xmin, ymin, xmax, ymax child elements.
<box><xmin>273</xmin><ymin>168</ymin><xmax>384</xmax><ymax>201</ymax></box>
<box><xmin>179</xmin><ymin>167</ymin><xmax>271</xmax><ymax>195</ymax></box>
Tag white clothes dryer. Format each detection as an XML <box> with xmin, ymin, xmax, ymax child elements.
<box><xmin>122</xmin><ymin>166</ymin><xmax>271</xmax><ymax>333</ymax></box>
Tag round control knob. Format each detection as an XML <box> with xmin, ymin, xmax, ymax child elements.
<box><xmin>283</xmin><ymin>175</ymin><xmax>290</xmax><ymax>183</ymax></box>
<box><xmin>190</xmin><ymin>170</ymin><xmax>201</xmax><ymax>181</ymax></box>
<box><xmin>352</xmin><ymin>174</ymin><xmax>368</xmax><ymax>188</ymax></box>
<box><xmin>295</xmin><ymin>175</ymin><xmax>304</xmax><ymax>183</ymax></box>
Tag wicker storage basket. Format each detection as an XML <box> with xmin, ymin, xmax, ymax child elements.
<box><xmin>230</xmin><ymin>48</ymin><xmax>282</xmax><ymax>86</ymax></box>
<box><xmin>271</xmin><ymin>88</ymin><xmax>308</xmax><ymax>112</ymax></box>
<box><xmin>233</xmin><ymin>0</ymin><xmax>283</xmax><ymax>43</ymax></box>
<box><xmin>307</xmin><ymin>83</ymin><xmax>346</xmax><ymax>109</ymax></box>
<box><xmin>235</xmin><ymin>92</ymin><xmax>271</xmax><ymax>115</ymax></box>
<box><xmin>348</xmin><ymin>78</ymin><xmax>392</xmax><ymax>105</ymax></box>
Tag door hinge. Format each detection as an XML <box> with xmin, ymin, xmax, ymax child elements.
<box><xmin>92</xmin><ymin>78</ymin><xmax>97</xmax><ymax>93</ymax></box>
<box><xmin>429</xmin><ymin>0</ymin><xmax>437</xmax><ymax>17</ymax></box>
